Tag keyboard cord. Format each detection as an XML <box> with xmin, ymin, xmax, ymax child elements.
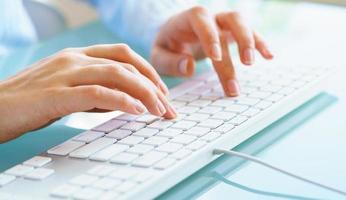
<box><xmin>213</xmin><ymin>149</ymin><xmax>346</xmax><ymax>197</ymax></box>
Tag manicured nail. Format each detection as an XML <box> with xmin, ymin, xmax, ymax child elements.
<box><xmin>211</xmin><ymin>43</ymin><xmax>222</xmax><ymax>61</ymax></box>
<box><xmin>156</xmin><ymin>100</ymin><xmax>166</xmax><ymax>116</ymax></box>
<box><xmin>227</xmin><ymin>80</ymin><xmax>240</xmax><ymax>97</ymax></box>
<box><xmin>134</xmin><ymin>101</ymin><xmax>146</xmax><ymax>114</ymax></box>
<box><xmin>263</xmin><ymin>48</ymin><xmax>274</xmax><ymax>59</ymax></box>
<box><xmin>178</xmin><ymin>58</ymin><xmax>189</xmax><ymax>75</ymax></box>
<box><xmin>244</xmin><ymin>48</ymin><xmax>255</xmax><ymax>65</ymax></box>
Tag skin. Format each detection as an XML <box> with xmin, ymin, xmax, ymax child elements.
<box><xmin>0</xmin><ymin>6</ymin><xmax>273</xmax><ymax>143</ymax></box>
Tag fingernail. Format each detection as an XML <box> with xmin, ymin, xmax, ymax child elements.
<box><xmin>227</xmin><ymin>79</ymin><xmax>240</xmax><ymax>97</ymax></box>
<box><xmin>178</xmin><ymin>58</ymin><xmax>189</xmax><ymax>75</ymax></box>
<box><xmin>211</xmin><ymin>43</ymin><xmax>222</xmax><ymax>61</ymax></box>
<box><xmin>134</xmin><ymin>101</ymin><xmax>146</xmax><ymax>114</ymax></box>
<box><xmin>156</xmin><ymin>100</ymin><xmax>166</xmax><ymax>116</ymax></box>
<box><xmin>168</xmin><ymin>103</ymin><xmax>178</xmax><ymax>118</ymax></box>
<box><xmin>244</xmin><ymin>48</ymin><xmax>255</xmax><ymax>65</ymax></box>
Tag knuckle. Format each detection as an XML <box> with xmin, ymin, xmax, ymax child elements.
<box><xmin>122</xmin><ymin>63</ymin><xmax>138</xmax><ymax>73</ymax></box>
<box><xmin>104</xmin><ymin>64</ymin><xmax>121</xmax><ymax>76</ymax></box>
<box><xmin>189</xmin><ymin>5</ymin><xmax>208</xmax><ymax>15</ymax></box>
<box><xmin>118</xmin><ymin>93</ymin><xmax>131</xmax><ymax>107</ymax></box>
<box><xmin>54</xmin><ymin>51</ymin><xmax>76</xmax><ymax>64</ymax></box>
<box><xmin>116</xmin><ymin>43</ymin><xmax>132</xmax><ymax>55</ymax></box>
<box><xmin>84</xmin><ymin>85</ymin><xmax>104</xmax><ymax>99</ymax></box>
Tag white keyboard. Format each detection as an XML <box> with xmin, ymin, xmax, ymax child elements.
<box><xmin>0</xmin><ymin>63</ymin><xmax>332</xmax><ymax>200</ymax></box>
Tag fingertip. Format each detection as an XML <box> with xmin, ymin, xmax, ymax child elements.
<box><xmin>178</xmin><ymin>57</ymin><xmax>195</xmax><ymax>77</ymax></box>
<box><xmin>242</xmin><ymin>48</ymin><xmax>255</xmax><ymax>66</ymax></box>
<box><xmin>225</xmin><ymin>79</ymin><xmax>240</xmax><ymax>97</ymax></box>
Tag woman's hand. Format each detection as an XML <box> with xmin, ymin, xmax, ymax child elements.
<box><xmin>0</xmin><ymin>44</ymin><xmax>176</xmax><ymax>142</ymax></box>
<box><xmin>151</xmin><ymin>6</ymin><xmax>273</xmax><ymax>96</ymax></box>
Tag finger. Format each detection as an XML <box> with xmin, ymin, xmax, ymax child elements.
<box><xmin>51</xmin><ymin>86</ymin><xmax>146</xmax><ymax>117</ymax></box>
<box><xmin>64</xmin><ymin>64</ymin><xmax>168</xmax><ymax>117</ymax></box>
<box><xmin>187</xmin><ymin>6</ymin><xmax>222</xmax><ymax>61</ymax></box>
<box><xmin>254</xmin><ymin>31</ymin><xmax>274</xmax><ymax>59</ymax></box>
<box><xmin>216</xmin><ymin>12</ymin><xmax>256</xmax><ymax>65</ymax></box>
<box><xmin>82</xmin><ymin>44</ymin><xmax>169</xmax><ymax>95</ymax></box>
<box><xmin>151</xmin><ymin>46</ymin><xmax>195</xmax><ymax>77</ymax></box>
<box><xmin>212</xmin><ymin>33</ymin><xmax>240</xmax><ymax>97</ymax></box>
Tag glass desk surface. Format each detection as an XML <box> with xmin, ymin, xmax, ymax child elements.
<box><xmin>1</xmin><ymin>1</ymin><xmax>346</xmax><ymax>199</ymax></box>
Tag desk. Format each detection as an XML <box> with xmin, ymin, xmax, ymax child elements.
<box><xmin>1</xmin><ymin>1</ymin><xmax>346</xmax><ymax>199</ymax></box>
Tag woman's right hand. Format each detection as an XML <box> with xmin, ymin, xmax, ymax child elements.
<box><xmin>0</xmin><ymin>44</ymin><xmax>176</xmax><ymax>142</ymax></box>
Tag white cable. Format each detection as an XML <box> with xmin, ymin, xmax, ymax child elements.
<box><xmin>213</xmin><ymin>149</ymin><xmax>346</xmax><ymax>197</ymax></box>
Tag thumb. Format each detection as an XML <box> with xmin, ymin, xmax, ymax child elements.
<box><xmin>151</xmin><ymin>46</ymin><xmax>195</xmax><ymax>77</ymax></box>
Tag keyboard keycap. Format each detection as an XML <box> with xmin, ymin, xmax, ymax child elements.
<box><xmin>0</xmin><ymin>174</ymin><xmax>15</xmax><ymax>186</ymax></box>
<box><xmin>110</xmin><ymin>168</ymin><xmax>138</xmax><ymax>180</ymax></box>
<box><xmin>224</xmin><ymin>104</ymin><xmax>249</xmax><ymax>113</ymax></box>
<box><xmin>200</xmin><ymin>132</ymin><xmax>221</xmax><ymax>142</ymax></box>
<box><xmin>188</xmin><ymin>99</ymin><xmax>212</xmax><ymax>107</ymax></box>
<box><xmin>127</xmin><ymin>144</ymin><xmax>154</xmax><ymax>155</ymax></box>
<box><xmin>23</xmin><ymin>156</ymin><xmax>52</xmax><ymax>167</ymax></box>
<box><xmin>242</xmin><ymin>108</ymin><xmax>261</xmax><ymax>117</ymax></box>
<box><xmin>186</xmin><ymin>140</ymin><xmax>207</xmax><ymax>151</ymax></box>
<box><xmin>116</xmin><ymin>113</ymin><xmax>139</xmax><ymax>121</ymax></box>
<box><xmin>51</xmin><ymin>184</ymin><xmax>81</xmax><ymax>198</ymax></box>
<box><xmin>249</xmin><ymin>91</ymin><xmax>272</xmax><ymax>99</ymax></box>
<box><xmin>177</xmin><ymin>106</ymin><xmax>200</xmax><ymax>114</ymax></box>
<box><xmin>174</xmin><ymin>94</ymin><xmax>199</xmax><ymax>102</ymax></box>
<box><xmin>99</xmin><ymin>191</ymin><xmax>120</xmax><ymax>200</ymax></box>
<box><xmin>87</xmin><ymin>165</ymin><xmax>116</xmax><ymax>177</ymax></box>
<box><xmin>142</xmin><ymin>136</ymin><xmax>169</xmax><ymax>146</ymax></box>
<box><xmin>170</xmin><ymin>101</ymin><xmax>186</xmax><ymax>109</ymax></box>
<box><xmin>154</xmin><ymin>158</ymin><xmax>176</xmax><ymax>170</ymax></box>
<box><xmin>147</xmin><ymin>120</ymin><xmax>173</xmax><ymax>130</ymax></box>
<box><xmin>5</xmin><ymin>165</ymin><xmax>34</xmax><ymax>177</ymax></box>
<box><xmin>92</xmin><ymin>177</ymin><xmax>122</xmax><ymax>190</ymax></box>
<box><xmin>170</xmin><ymin>134</ymin><xmax>196</xmax><ymax>145</ymax></box>
<box><xmin>115</xmin><ymin>181</ymin><xmax>138</xmax><ymax>193</ymax></box>
<box><xmin>255</xmin><ymin>100</ymin><xmax>272</xmax><ymax>110</ymax></box>
<box><xmin>228</xmin><ymin>116</ymin><xmax>248</xmax><ymax>125</ymax></box>
<box><xmin>73</xmin><ymin>187</ymin><xmax>103</xmax><ymax>200</ymax></box>
<box><xmin>198</xmin><ymin>106</ymin><xmax>222</xmax><ymax>114</ymax></box>
<box><xmin>184</xmin><ymin>113</ymin><xmax>210</xmax><ymax>122</ymax></box>
<box><xmin>135</xmin><ymin>114</ymin><xmax>159</xmax><ymax>124</ymax></box>
<box><xmin>170</xmin><ymin>149</ymin><xmax>192</xmax><ymax>160</ymax></box>
<box><xmin>24</xmin><ymin>168</ymin><xmax>54</xmax><ymax>180</ymax></box>
<box><xmin>156</xmin><ymin>143</ymin><xmax>183</xmax><ymax>153</ymax></box>
<box><xmin>211</xmin><ymin>99</ymin><xmax>235</xmax><ymax>107</ymax></box>
<box><xmin>184</xmin><ymin>126</ymin><xmax>210</xmax><ymax>137</ymax></box>
<box><xmin>69</xmin><ymin>174</ymin><xmax>98</xmax><ymax>186</ymax></box>
<box><xmin>198</xmin><ymin>119</ymin><xmax>223</xmax><ymax>128</ymax></box>
<box><xmin>120</xmin><ymin>121</ymin><xmax>146</xmax><ymax>131</ymax></box>
<box><xmin>69</xmin><ymin>138</ymin><xmax>115</xmax><ymax>159</ymax></box>
<box><xmin>110</xmin><ymin>152</ymin><xmax>139</xmax><ymax>164</ymax></box>
<box><xmin>118</xmin><ymin>136</ymin><xmax>144</xmax><ymax>146</ymax></box>
<box><xmin>211</xmin><ymin>111</ymin><xmax>236</xmax><ymax>121</ymax></box>
<box><xmin>171</xmin><ymin>121</ymin><xmax>196</xmax><ymax>130</ymax></box>
<box><xmin>267</xmin><ymin>93</ymin><xmax>284</xmax><ymax>102</ymax></box>
<box><xmin>133</xmin><ymin>128</ymin><xmax>159</xmax><ymax>138</ymax></box>
<box><xmin>89</xmin><ymin>144</ymin><xmax>129</xmax><ymax>161</ymax></box>
<box><xmin>132</xmin><ymin>151</ymin><xmax>168</xmax><ymax>167</ymax></box>
<box><xmin>132</xmin><ymin>171</ymin><xmax>155</xmax><ymax>183</ymax></box>
<box><xmin>48</xmin><ymin>140</ymin><xmax>85</xmax><ymax>156</ymax></box>
<box><xmin>72</xmin><ymin>131</ymin><xmax>104</xmax><ymax>143</ymax></box>
<box><xmin>235</xmin><ymin>97</ymin><xmax>261</xmax><ymax>106</ymax></box>
<box><xmin>214</xmin><ymin>124</ymin><xmax>235</xmax><ymax>133</ymax></box>
<box><xmin>92</xmin><ymin>120</ymin><xmax>127</xmax><ymax>133</ymax></box>
<box><xmin>106</xmin><ymin>129</ymin><xmax>132</xmax><ymax>140</ymax></box>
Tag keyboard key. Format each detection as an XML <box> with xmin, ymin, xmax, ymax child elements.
<box><xmin>214</xmin><ymin>124</ymin><xmax>235</xmax><ymax>133</ymax></box>
<box><xmin>198</xmin><ymin>106</ymin><xmax>222</xmax><ymax>114</ymax></box>
<box><xmin>133</xmin><ymin>128</ymin><xmax>159</xmax><ymax>138</ymax></box>
<box><xmin>69</xmin><ymin>138</ymin><xmax>115</xmax><ymax>159</ymax></box>
<box><xmin>69</xmin><ymin>174</ymin><xmax>98</xmax><ymax>186</ymax></box>
<box><xmin>120</xmin><ymin>121</ymin><xmax>146</xmax><ymax>131</ymax></box>
<box><xmin>87</xmin><ymin>165</ymin><xmax>116</xmax><ymax>177</ymax></box>
<box><xmin>260</xmin><ymin>84</ymin><xmax>282</xmax><ymax>92</ymax></box>
<box><xmin>110</xmin><ymin>168</ymin><xmax>138</xmax><ymax>180</ymax></box>
<box><xmin>188</xmin><ymin>87</ymin><xmax>211</xmax><ymax>96</ymax></box>
<box><xmin>154</xmin><ymin>158</ymin><xmax>176</xmax><ymax>170</ymax></box>
<box><xmin>142</xmin><ymin>136</ymin><xmax>169</xmax><ymax>146</ymax></box>
<box><xmin>72</xmin><ymin>130</ymin><xmax>105</xmax><ymax>143</ymax></box>
<box><xmin>171</xmin><ymin>121</ymin><xmax>197</xmax><ymax>130</ymax></box>
<box><xmin>249</xmin><ymin>91</ymin><xmax>272</xmax><ymax>99</ymax></box>
<box><xmin>106</xmin><ymin>129</ymin><xmax>132</xmax><ymax>140</ymax></box>
<box><xmin>48</xmin><ymin>140</ymin><xmax>85</xmax><ymax>156</ymax></box>
<box><xmin>116</xmin><ymin>113</ymin><xmax>139</xmax><ymax>121</ymax></box>
<box><xmin>127</xmin><ymin>144</ymin><xmax>154</xmax><ymax>155</ymax></box>
<box><xmin>118</xmin><ymin>136</ymin><xmax>144</xmax><ymax>146</ymax></box>
<box><xmin>92</xmin><ymin>177</ymin><xmax>122</xmax><ymax>190</ymax></box>
<box><xmin>188</xmin><ymin>99</ymin><xmax>212</xmax><ymax>107</ymax></box>
<box><xmin>0</xmin><ymin>174</ymin><xmax>15</xmax><ymax>186</ymax></box>
<box><xmin>211</xmin><ymin>111</ymin><xmax>236</xmax><ymax>121</ymax></box>
<box><xmin>177</xmin><ymin>106</ymin><xmax>200</xmax><ymax>114</ymax></box>
<box><xmin>147</xmin><ymin>120</ymin><xmax>173</xmax><ymax>130</ymax></box>
<box><xmin>242</xmin><ymin>108</ymin><xmax>261</xmax><ymax>117</ymax></box>
<box><xmin>132</xmin><ymin>151</ymin><xmax>168</xmax><ymax>167</ymax></box>
<box><xmin>184</xmin><ymin>127</ymin><xmax>210</xmax><ymax>137</ymax></box>
<box><xmin>51</xmin><ymin>184</ymin><xmax>81</xmax><ymax>198</ymax></box>
<box><xmin>224</xmin><ymin>104</ymin><xmax>249</xmax><ymax>113</ymax></box>
<box><xmin>200</xmin><ymin>93</ymin><xmax>221</xmax><ymax>101</ymax></box>
<box><xmin>5</xmin><ymin>165</ymin><xmax>34</xmax><ymax>177</ymax></box>
<box><xmin>110</xmin><ymin>152</ymin><xmax>139</xmax><ymax>164</ymax></box>
<box><xmin>23</xmin><ymin>156</ymin><xmax>52</xmax><ymax>167</ymax></box>
<box><xmin>115</xmin><ymin>181</ymin><xmax>138</xmax><ymax>193</ymax></box>
<box><xmin>255</xmin><ymin>100</ymin><xmax>272</xmax><ymax>110</ymax></box>
<box><xmin>267</xmin><ymin>93</ymin><xmax>284</xmax><ymax>102</ymax></box>
<box><xmin>132</xmin><ymin>171</ymin><xmax>155</xmax><ymax>183</ymax></box>
<box><xmin>211</xmin><ymin>99</ymin><xmax>235</xmax><ymax>107</ymax></box>
<box><xmin>200</xmin><ymin>132</ymin><xmax>221</xmax><ymax>142</ymax></box>
<box><xmin>0</xmin><ymin>192</ymin><xmax>12</xmax><ymax>200</ymax></box>
<box><xmin>235</xmin><ymin>97</ymin><xmax>261</xmax><ymax>106</ymax></box>
<box><xmin>135</xmin><ymin>114</ymin><xmax>159</xmax><ymax>124</ymax></box>
<box><xmin>24</xmin><ymin>168</ymin><xmax>54</xmax><ymax>180</ymax></box>
<box><xmin>228</xmin><ymin>116</ymin><xmax>248</xmax><ymax>125</ymax></box>
<box><xmin>156</xmin><ymin>143</ymin><xmax>183</xmax><ymax>153</ymax></box>
<box><xmin>198</xmin><ymin>119</ymin><xmax>223</xmax><ymax>128</ymax></box>
<box><xmin>171</xmin><ymin>134</ymin><xmax>196</xmax><ymax>145</ymax></box>
<box><xmin>73</xmin><ymin>187</ymin><xmax>103</xmax><ymax>200</ymax></box>
<box><xmin>170</xmin><ymin>101</ymin><xmax>186</xmax><ymax>109</ymax></box>
<box><xmin>92</xmin><ymin>120</ymin><xmax>127</xmax><ymax>133</ymax></box>
<box><xmin>186</xmin><ymin>140</ymin><xmax>207</xmax><ymax>151</ymax></box>
<box><xmin>89</xmin><ymin>144</ymin><xmax>129</xmax><ymax>161</ymax></box>
<box><xmin>98</xmin><ymin>191</ymin><xmax>120</xmax><ymax>200</ymax></box>
<box><xmin>184</xmin><ymin>113</ymin><xmax>210</xmax><ymax>122</ymax></box>
<box><xmin>156</xmin><ymin>128</ymin><xmax>182</xmax><ymax>138</ymax></box>
<box><xmin>174</xmin><ymin>94</ymin><xmax>199</xmax><ymax>102</ymax></box>
<box><xmin>277</xmin><ymin>87</ymin><xmax>295</xmax><ymax>95</ymax></box>
<box><xmin>170</xmin><ymin>149</ymin><xmax>192</xmax><ymax>160</ymax></box>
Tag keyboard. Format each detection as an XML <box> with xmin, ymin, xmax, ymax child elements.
<box><xmin>0</xmin><ymin>62</ymin><xmax>332</xmax><ymax>200</ymax></box>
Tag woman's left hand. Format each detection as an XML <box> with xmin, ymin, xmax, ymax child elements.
<box><xmin>151</xmin><ymin>6</ymin><xmax>273</xmax><ymax>97</ymax></box>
